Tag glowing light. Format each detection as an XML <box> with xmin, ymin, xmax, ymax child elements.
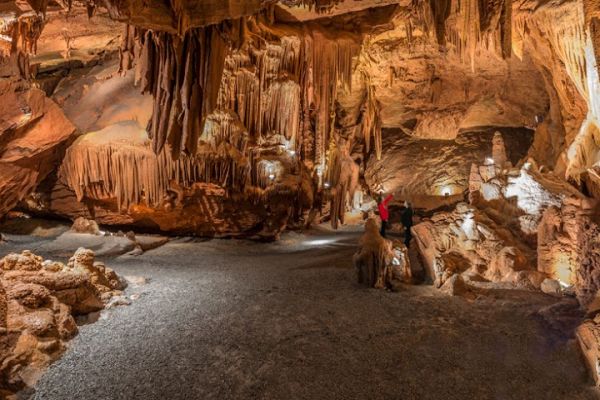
<box><xmin>305</xmin><ymin>239</ymin><xmax>336</xmax><ymax>246</ymax></box>
<box><xmin>441</xmin><ymin>187</ymin><xmax>452</xmax><ymax>197</ymax></box>
<box><xmin>552</xmin><ymin>253</ymin><xmax>574</xmax><ymax>286</ymax></box>
<box><xmin>460</xmin><ymin>211</ymin><xmax>478</xmax><ymax>240</ymax></box>
<box><xmin>485</xmin><ymin>157</ymin><xmax>494</xmax><ymax>165</ymax></box>
<box><xmin>269</xmin><ymin>174</ymin><xmax>275</xmax><ymax>180</ymax></box>
<box><xmin>289</xmin><ymin>150</ymin><xmax>296</xmax><ymax>156</ymax></box>
<box><xmin>324</xmin><ymin>182</ymin><xmax>331</xmax><ymax>189</ymax></box>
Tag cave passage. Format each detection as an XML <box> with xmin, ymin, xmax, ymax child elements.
<box><xmin>2</xmin><ymin>0</ymin><xmax>600</xmax><ymax>398</ymax></box>
<box><xmin>1</xmin><ymin>227</ymin><xmax>595</xmax><ymax>400</ymax></box>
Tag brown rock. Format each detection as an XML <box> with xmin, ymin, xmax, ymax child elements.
<box><xmin>70</xmin><ymin>217</ymin><xmax>101</xmax><ymax>235</ymax></box>
<box><xmin>0</xmin><ymin>85</ymin><xmax>76</xmax><ymax>218</ymax></box>
<box><xmin>353</xmin><ymin>218</ymin><xmax>394</xmax><ymax>289</ymax></box>
<box><xmin>0</xmin><ymin>248</ymin><xmax>123</xmax><ymax>393</ymax></box>
<box><xmin>440</xmin><ymin>274</ymin><xmax>475</xmax><ymax>299</ymax></box>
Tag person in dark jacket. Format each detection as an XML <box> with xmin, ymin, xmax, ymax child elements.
<box><xmin>377</xmin><ymin>193</ymin><xmax>393</xmax><ymax>237</ymax></box>
<box><xmin>401</xmin><ymin>201</ymin><xmax>414</xmax><ymax>247</ymax></box>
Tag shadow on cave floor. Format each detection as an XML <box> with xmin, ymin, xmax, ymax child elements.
<box><xmin>1</xmin><ymin>226</ymin><xmax>598</xmax><ymax>400</ymax></box>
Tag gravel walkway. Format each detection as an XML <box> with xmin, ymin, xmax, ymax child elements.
<box><xmin>8</xmin><ymin>228</ymin><xmax>598</xmax><ymax>400</ymax></box>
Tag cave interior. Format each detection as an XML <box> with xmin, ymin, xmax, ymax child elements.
<box><xmin>1</xmin><ymin>0</ymin><xmax>600</xmax><ymax>398</ymax></box>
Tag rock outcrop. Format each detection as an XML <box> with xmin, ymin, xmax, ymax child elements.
<box><xmin>0</xmin><ymin>248</ymin><xmax>125</xmax><ymax>395</ymax></box>
<box><xmin>365</xmin><ymin>128</ymin><xmax>533</xmax><ymax>208</ymax></box>
<box><xmin>353</xmin><ymin>218</ymin><xmax>411</xmax><ymax>289</ymax></box>
<box><xmin>0</xmin><ymin>84</ymin><xmax>76</xmax><ymax>217</ymax></box>
<box><xmin>412</xmin><ymin>202</ymin><xmax>545</xmax><ymax>289</ymax></box>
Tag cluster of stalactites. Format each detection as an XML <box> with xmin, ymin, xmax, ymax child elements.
<box><xmin>280</xmin><ymin>0</ymin><xmax>342</xmax><ymax>13</ymax></box>
<box><xmin>122</xmin><ymin>23</ymin><xmax>231</xmax><ymax>157</ymax></box>
<box><xmin>59</xmin><ymin>139</ymin><xmax>251</xmax><ymax>211</ymax></box>
<box><xmin>309</xmin><ymin>31</ymin><xmax>359</xmax><ymax>166</ymax></box>
<box><xmin>216</xmin><ymin>32</ymin><xmax>304</xmax><ymax>148</ymax></box>
<box><xmin>0</xmin><ymin>12</ymin><xmax>45</xmax><ymax>77</ymax></box>
<box><xmin>419</xmin><ymin>0</ymin><xmax>512</xmax><ymax>71</ymax></box>
<box><xmin>117</xmin><ymin>13</ymin><xmax>362</xmax><ymax>228</ymax></box>
<box><xmin>361</xmin><ymin>79</ymin><xmax>382</xmax><ymax>161</ymax></box>
<box><xmin>209</xmin><ymin>18</ymin><xmax>359</xmax><ymax>168</ymax></box>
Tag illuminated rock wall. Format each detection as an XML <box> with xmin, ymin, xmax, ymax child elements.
<box><xmin>1</xmin><ymin>0</ymin><xmax>600</xmax><ymax>235</ymax></box>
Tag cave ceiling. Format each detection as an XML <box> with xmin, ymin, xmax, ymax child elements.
<box><xmin>1</xmin><ymin>0</ymin><xmax>600</xmax><ymax>235</ymax></box>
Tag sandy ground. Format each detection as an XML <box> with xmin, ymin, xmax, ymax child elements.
<box><xmin>1</xmin><ymin>224</ymin><xmax>599</xmax><ymax>400</ymax></box>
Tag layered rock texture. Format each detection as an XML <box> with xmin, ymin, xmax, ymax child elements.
<box><xmin>0</xmin><ymin>0</ymin><xmax>599</xmax><ymax>235</ymax></box>
<box><xmin>353</xmin><ymin>218</ymin><xmax>411</xmax><ymax>289</ymax></box>
<box><xmin>0</xmin><ymin>248</ymin><xmax>125</xmax><ymax>397</ymax></box>
<box><xmin>1</xmin><ymin>0</ymin><xmax>600</xmax><ymax>389</ymax></box>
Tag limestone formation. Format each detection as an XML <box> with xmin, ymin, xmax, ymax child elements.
<box><xmin>0</xmin><ymin>248</ymin><xmax>126</xmax><ymax>395</ymax></box>
<box><xmin>70</xmin><ymin>217</ymin><xmax>101</xmax><ymax>235</ymax></box>
<box><xmin>353</xmin><ymin>218</ymin><xmax>411</xmax><ymax>289</ymax></box>
<box><xmin>2</xmin><ymin>0</ymin><xmax>600</xmax><ymax>388</ymax></box>
<box><xmin>412</xmin><ymin>202</ymin><xmax>545</xmax><ymax>289</ymax></box>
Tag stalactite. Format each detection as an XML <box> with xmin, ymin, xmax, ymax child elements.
<box><xmin>59</xmin><ymin>134</ymin><xmax>250</xmax><ymax>211</ymax></box>
<box><xmin>361</xmin><ymin>81</ymin><xmax>382</xmax><ymax>161</ymax></box>
<box><xmin>1</xmin><ymin>13</ymin><xmax>44</xmax><ymax>78</ymax></box>
<box><xmin>129</xmin><ymin>24</ymin><xmax>229</xmax><ymax>156</ymax></box>
<box><xmin>308</xmin><ymin>30</ymin><xmax>359</xmax><ymax>166</ymax></box>
<box><xmin>118</xmin><ymin>24</ymin><xmax>136</xmax><ymax>75</ymax></box>
<box><xmin>426</xmin><ymin>0</ymin><xmax>451</xmax><ymax>45</ymax></box>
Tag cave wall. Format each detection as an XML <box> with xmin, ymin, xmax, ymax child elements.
<box><xmin>1</xmin><ymin>0</ymin><xmax>600</xmax><ymax>236</ymax></box>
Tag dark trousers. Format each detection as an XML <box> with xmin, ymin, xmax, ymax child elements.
<box><xmin>380</xmin><ymin>220</ymin><xmax>388</xmax><ymax>237</ymax></box>
<box><xmin>404</xmin><ymin>226</ymin><xmax>412</xmax><ymax>247</ymax></box>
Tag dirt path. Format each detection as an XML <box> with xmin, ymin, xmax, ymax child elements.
<box><xmin>3</xmin><ymin>228</ymin><xmax>597</xmax><ymax>400</ymax></box>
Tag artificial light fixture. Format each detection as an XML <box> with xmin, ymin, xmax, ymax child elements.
<box><xmin>324</xmin><ymin>182</ymin><xmax>331</xmax><ymax>189</ymax></box>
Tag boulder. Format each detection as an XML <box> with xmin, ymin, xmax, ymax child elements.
<box><xmin>440</xmin><ymin>274</ymin><xmax>475</xmax><ymax>299</ymax></box>
<box><xmin>576</xmin><ymin>318</ymin><xmax>600</xmax><ymax>386</ymax></box>
<box><xmin>0</xmin><ymin>85</ymin><xmax>76</xmax><ymax>218</ymax></box>
<box><xmin>0</xmin><ymin>248</ymin><xmax>125</xmax><ymax>393</ymax></box>
<box><xmin>70</xmin><ymin>217</ymin><xmax>101</xmax><ymax>235</ymax></box>
<box><xmin>540</xmin><ymin>278</ymin><xmax>562</xmax><ymax>297</ymax></box>
<box><xmin>413</xmin><ymin>203</ymin><xmax>540</xmax><ymax>289</ymax></box>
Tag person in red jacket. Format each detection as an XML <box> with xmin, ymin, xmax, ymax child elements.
<box><xmin>377</xmin><ymin>193</ymin><xmax>394</xmax><ymax>237</ymax></box>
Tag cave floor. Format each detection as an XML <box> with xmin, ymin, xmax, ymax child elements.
<box><xmin>3</xmin><ymin>225</ymin><xmax>599</xmax><ymax>400</ymax></box>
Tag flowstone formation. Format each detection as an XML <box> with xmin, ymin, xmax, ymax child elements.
<box><xmin>353</xmin><ymin>218</ymin><xmax>411</xmax><ymax>289</ymax></box>
<box><xmin>410</xmin><ymin>132</ymin><xmax>600</xmax><ymax>382</ymax></box>
<box><xmin>412</xmin><ymin>132</ymin><xmax>595</xmax><ymax>292</ymax></box>
<box><xmin>1</xmin><ymin>0</ymin><xmax>599</xmax><ymax>237</ymax></box>
<box><xmin>1</xmin><ymin>0</ymin><xmax>600</xmax><ymax>391</ymax></box>
<box><xmin>0</xmin><ymin>248</ymin><xmax>126</xmax><ymax>397</ymax></box>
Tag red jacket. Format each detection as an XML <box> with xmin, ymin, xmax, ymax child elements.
<box><xmin>378</xmin><ymin>195</ymin><xmax>393</xmax><ymax>222</ymax></box>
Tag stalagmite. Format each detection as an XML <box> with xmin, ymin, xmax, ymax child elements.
<box><xmin>353</xmin><ymin>218</ymin><xmax>394</xmax><ymax>288</ymax></box>
<box><xmin>492</xmin><ymin>131</ymin><xmax>509</xmax><ymax>168</ymax></box>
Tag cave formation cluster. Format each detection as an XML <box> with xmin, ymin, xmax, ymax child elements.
<box><xmin>1</xmin><ymin>0</ymin><xmax>600</xmax><ymax>391</ymax></box>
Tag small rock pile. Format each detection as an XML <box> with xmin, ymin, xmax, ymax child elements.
<box><xmin>0</xmin><ymin>248</ymin><xmax>126</xmax><ymax>396</ymax></box>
